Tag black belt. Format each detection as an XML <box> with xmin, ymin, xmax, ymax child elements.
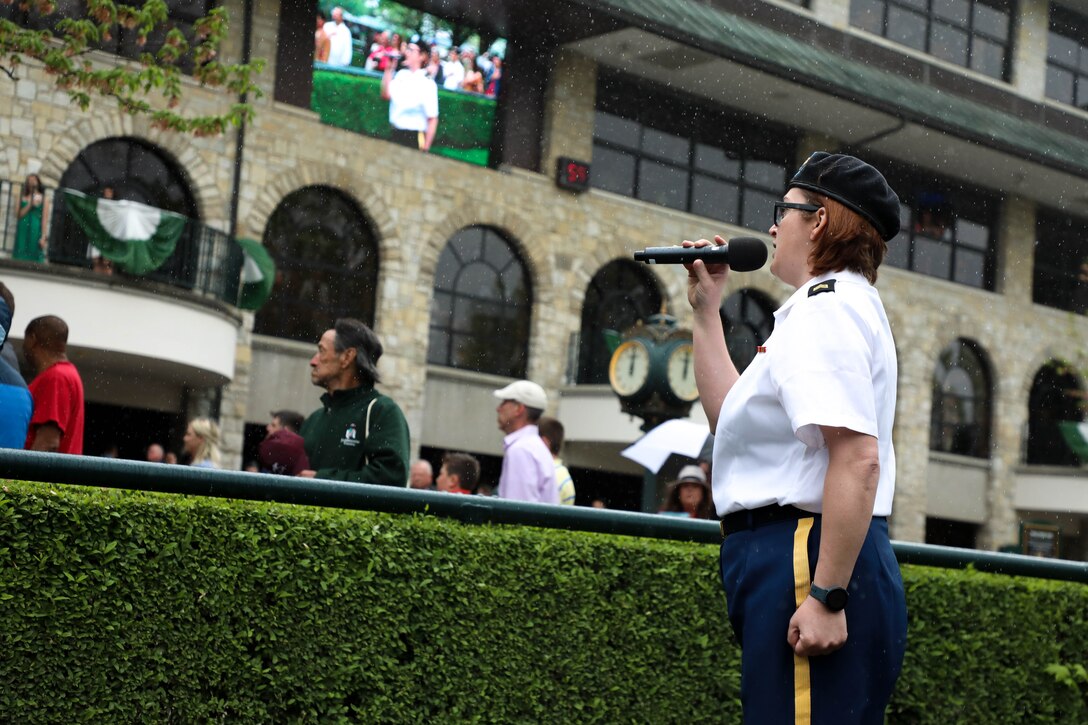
<box><xmin>719</xmin><ymin>504</ymin><xmax>817</xmax><ymax>538</ymax></box>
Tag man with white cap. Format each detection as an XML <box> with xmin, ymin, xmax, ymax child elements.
<box><xmin>492</xmin><ymin>380</ymin><xmax>559</xmax><ymax>504</ymax></box>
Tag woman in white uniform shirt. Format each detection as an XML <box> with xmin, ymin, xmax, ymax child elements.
<box><xmin>684</xmin><ymin>152</ymin><xmax>908</xmax><ymax>723</ymax></box>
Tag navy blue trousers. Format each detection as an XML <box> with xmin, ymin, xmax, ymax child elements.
<box><xmin>719</xmin><ymin>516</ymin><xmax>907</xmax><ymax>724</ymax></box>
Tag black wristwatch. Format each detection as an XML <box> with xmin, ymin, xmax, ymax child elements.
<box><xmin>810</xmin><ymin>584</ymin><xmax>849</xmax><ymax>612</ymax></box>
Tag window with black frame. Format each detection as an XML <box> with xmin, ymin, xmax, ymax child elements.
<box><xmin>1046</xmin><ymin>6</ymin><xmax>1088</xmax><ymax>109</ymax></box>
<box><xmin>849</xmin><ymin>0</ymin><xmax>1012</xmax><ymax>80</ymax></box>
<box><xmin>930</xmin><ymin>338</ymin><xmax>992</xmax><ymax>458</ymax></box>
<box><xmin>576</xmin><ymin>260</ymin><xmax>663</xmax><ymax>384</ymax></box>
<box><xmin>1026</xmin><ymin>361</ymin><xmax>1085</xmax><ymax>466</ymax></box>
<box><xmin>428</xmin><ymin>226</ymin><xmax>532</xmax><ymax>378</ymax></box>
<box><xmin>1033</xmin><ymin>209</ymin><xmax>1088</xmax><ymax>314</ymax></box>
<box><xmin>254</xmin><ymin>186</ymin><xmax>379</xmax><ymax>344</ymax></box>
<box><xmin>881</xmin><ymin>167</ymin><xmax>996</xmax><ymax>289</ymax></box>
<box><xmin>721</xmin><ymin>289</ymin><xmax>776</xmax><ymax>374</ymax></box>
<box><xmin>592</xmin><ymin>76</ymin><xmax>795</xmax><ymax>232</ymax></box>
<box><xmin>0</xmin><ymin>0</ymin><xmax>217</xmax><ymax>74</ymax></box>
<box><xmin>53</xmin><ymin>137</ymin><xmax>198</xmax><ymax>279</ymax></box>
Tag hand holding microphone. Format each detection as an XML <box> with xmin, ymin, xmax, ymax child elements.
<box><xmin>633</xmin><ymin>236</ymin><xmax>768</xmax><ymax>271</ymax></box>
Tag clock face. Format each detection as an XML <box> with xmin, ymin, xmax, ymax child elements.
<box><xmin>609</xmin><ymin>340</ymin><xmax>651</xmax><ymax>397</ymax></box>
<box><xmin>666</xmin><ymin>342</ymin><xmax>699</xmax><ymax>402</ymax></box>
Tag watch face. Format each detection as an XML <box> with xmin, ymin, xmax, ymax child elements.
<box><xmin>666</xmin><ymin>342</ymin><xmax>698</xmax><ymax>402</ymax></box>
<box><xmin>826</xmin><ymin>587</ymin><xmax>848</xmax><ymax>611</ymax></box>
<box><xmin>609</xmin><ymin>340</ymin><xmax>651</xmax><ymax>396</ymax></box>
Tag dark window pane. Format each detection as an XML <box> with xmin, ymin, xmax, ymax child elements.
<box><xmin>1034</xmin><ymin>210</ymin><xmax>1088</xmax><ymax>314</ymax></box>
<box><xmin>1046</xmin><ymin>66</ymin><xmax>1076</xmax><ymax>104</ymax></box>
<box><xmin>850</xmin><ymin>0</ymin><xmax>885</xmax><ymax>34</ymax></box>
<box><xmin>931</xmin><ymin>23</ymin><xmax>969</xmax><ymax>66</ymax></box>
<box><xmin>1076</xmin><ymin>80</ymin><xmax>1088</xmax><ymax>111</ymax></box>
<box><xmin>255</xmin><ymin>186</ymin><xmax>378</xmax><ymax>343</ymax></box>
<box><xmin>428</xmin><ymin>227</ymin><xmax>531</xmax><ymax>377</ymax></box>
<box><xmin>641</xmin><ymin>128</ymin><xmax>690</xmax><ymax>162</ymax></box>
<box><xmin>592</xmin><ymin>145</ymin><xmax>636</xmax><ymax>196</ymax></box>
<box><xmin>956</xmin><ymin>219</ymin><xmax>989</xmax><ymax>250</ymax></box>
<box><xmin>721</xmin><ymin>289</ymin><xmax>776</xmax><ymax>374</ymax></box>
<box><xmin>972</xmin><ymin>3</ymin><xmax>1008</xmax><ymax>38</ymax></box>
<box><xmin>576</xmin><ymin>260</ymin><xmax>662</xmax><ymax>384</ymax></box>
<box><xmin>744</xmin><ymin>160</ymin><xmax>786</xmax><ymax>190</ymax></box>
<box><xmin>930</xmin><ymin>339</ymin><xmax>991</xmax><ymax>458</ymax></box>
<box><xmin>594</xmin><ymin>112</ymin><xmax>640</xmax><ymax>147</ymax></box>
<box><xmin>934</xmin><ymin>0</ymin><xmax>969</xmax><ymax>24</ymax></box>
<box><xmin>954</xmin><ymin>248</ymin><xmax>986</xmax><ymax>286</ymax></box>
<box><xmin>1026</xmin><ymin>362</ymin><xmax>1085</xmax><ymax>466</ymax></box>
<box><xmin>692</xmin><ymin>175</ymin><xmax>740</xmax><ymax>223</ymax></box>
<box><xmin>741</xmin><ymin>189</ymin><xmax>778</xmax><ymax>232</ymax></box>
<box><xmin>886</xmin><ymin>234</ymin><xmax>910</xmax><ymax>269</ymax></box>
<box><xmin>914</xmin><ymin>236</ymin><xmax>952</xmax><ymax>279</ymax></box>
<box><xmin>637</xmin><ymin>159</ymin><xmax>689</xmax><ymax>211</ymax></box>
<box><xmin>1048</xmin><ymin>31</ymin><xmax>1078</xmax><ymax>64</ymax></box>
<box><xmin>887</xmin><ymin>8</ymin><xmax>928</xmax><ymax>51</ymax></box>
<box><xmin>970</xmin><ymin>37</ymin><xmax>1005</xmax><ymax>78</ymax></box>
<box><xmin>694</xmin><ymin>144</ymin><xmax>740</xmax><ymax>178</ymax></box>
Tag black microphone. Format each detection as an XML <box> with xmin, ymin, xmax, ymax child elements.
<box><xmin>633</xmin><ymin>237</ymin><xmax>768</xmax><ymax>271</ymax></box>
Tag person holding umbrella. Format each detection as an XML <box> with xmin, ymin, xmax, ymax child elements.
<box><xmin>683</xmin><ymin>152</ymin><xmax>907</xmax><ymax>722</ymax></box>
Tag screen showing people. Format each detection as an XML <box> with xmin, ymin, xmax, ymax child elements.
<box><xmin>312</xmin><ymin>2</ymin><xmax>506</xmax><ymax>167</ymax></box>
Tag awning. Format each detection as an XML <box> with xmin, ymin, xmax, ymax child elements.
<box><xmin>572</xmin><ymin>0</ymin><xmax>1088</xmax><ymax>179</ymax></box>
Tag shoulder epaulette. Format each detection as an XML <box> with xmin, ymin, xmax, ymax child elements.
<box><xmin>808</xmin><ymin>279</ymin><xmax>836</xmax><ymax>297</ymax></box>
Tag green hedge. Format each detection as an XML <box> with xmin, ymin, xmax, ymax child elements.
<box><xmin>0</xmin><ymin>480</ymin><xmax>1085</xmax><ymax>722</ymax></box>
<box><xmin>311</xmin><ymin>69</ymin><xmax>496</xmax><ymax>166</ymax></box>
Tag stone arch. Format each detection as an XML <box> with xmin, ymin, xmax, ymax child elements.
<box><xmin>245</xmin><ymin>162</ymin><xmax>395</xmax><ymax>254</ymax></box>
<box><xmin>40</xmin><ymin>116</ymin><xmax>221</xmax><ymax>222</ymax></box>
<box><xmin>423</xmin><ymin>205</ymin><xmax>543</xmax><ymax>307</ymax></box>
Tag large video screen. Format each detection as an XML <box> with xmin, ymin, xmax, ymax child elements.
<box><xmin>311</xmin><ymin>1</ymin><xmax>506</xmax><ymax>167</ymax></box>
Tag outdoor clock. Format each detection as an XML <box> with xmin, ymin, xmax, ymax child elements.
<box><xmin>609</xmin><ymin>339</ymin><xmax>651</xmax><ymax>397</ymax></box>
<box><xmin>665</xmin><ymin>341</ymin><xmax>698</xmax><ymax>403</ymax></box>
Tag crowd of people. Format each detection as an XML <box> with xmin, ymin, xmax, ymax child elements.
<box><xmin>316</xmin><ymin>7</ymin><xmax>504</xmax><ymax>100</ymax></box>
<box><xmin>0</xmin><ymin>301</ymin><xmax>587</xmax><ymax>505</ymax></box>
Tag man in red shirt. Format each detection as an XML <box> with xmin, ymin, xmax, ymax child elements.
<box><xmin>23</xmin><ymin>315</ymin><xmax>84</xmax><ymax>454</ymax></box>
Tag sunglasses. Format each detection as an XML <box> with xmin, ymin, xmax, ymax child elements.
<box><xmin>773</xmin><ymin>201</ymin><xmax>822</xmax><ymax>226</ymax></box>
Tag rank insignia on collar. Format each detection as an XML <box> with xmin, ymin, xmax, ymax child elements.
<box><xmin>808</xmin><ymin>279</ymin><xmax>836</xmax><ymax>297</ymax></box>
<box><xmin>757</xmin><ymin>346</ymin><xmax>766</xmax><ymax>354</ymax></box>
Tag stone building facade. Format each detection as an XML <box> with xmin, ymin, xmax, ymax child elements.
<box><xmin>2</xmin><ymin>0</ymin><xmax>1087</xmax><ymax>559</ymax></box>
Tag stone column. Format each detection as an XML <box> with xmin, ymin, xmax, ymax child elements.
<box><xmin>890</xmin><ymin>338</ymin><xmax>937</xmax><ymax>543</ymax></box>
<box><xmin>216</xmin><ymin>312</ymin><xmax>255</xmax><ymax>472</ymax></box>
<box><xmin>980</xmin><ymin>198</ymin><xmax>1037</xmax><ymax>549</ymax></box>
<box><xmin>995</xmin><ymin>196</ymin><xmax>1036</xmax><ymax>303</ymax></box>
<box><xmin>1010</xmin><ymin>0</ymin><xmax>1049</xmax><ymax>101</ymax></box>
<box><xmin>540</xmin><ymin>49</ymin><xmax>597</xmax><ymax>181</ymax></box>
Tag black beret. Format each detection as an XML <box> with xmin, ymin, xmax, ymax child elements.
<box><xmin>789</xmin><ymin>152</ymin><xmax>901</xmax><ymax>241</ymax></box>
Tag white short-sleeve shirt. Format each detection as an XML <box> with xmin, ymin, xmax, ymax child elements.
<box><xmin>711</xmin><ymin>270</ymin><xmax>898</xmax><ymax>517</ymax></box>
<box><xmin>388</xmin><ymin>69</ymin><xmax>439</xmax><ymax>131</ymax></box>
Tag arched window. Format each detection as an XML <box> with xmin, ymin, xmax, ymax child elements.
<box><xmin>1026</xmin><ymin>361</ymin><xmax>1085</xmax><ymax>466</ymax></box>
<box><xmin>255</xmin><ymin>186</ymin><xmax>379</xmax><ymax>344</ymax></box>
<box><xmin>576</xmin><ymin>260</ymin><xmax>662</xmax><ymax>384</ymax></box>
<box><xmin>54</xmin><ymin>137</ymin><xmax>198</xmax><ymax>280</ymax></box>
<box><xmin>720</xmin><ymin>289</ymin><xmax>776</xmax><ymax>373</ymax></box>
<box><xmin>428</xmin><ymin>226</ymin><xmax>531</xmax><ymax>377</ymax></box>
<box><xmin>930</xmin><ymin>339</ymin><xmax>992</xmax><ymax>458</ymax></box>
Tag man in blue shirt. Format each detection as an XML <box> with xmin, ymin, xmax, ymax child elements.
<box><xmin>0</xmin><ymin>281</ymin><xmax>32</xmax><ymax>448</ymax></box>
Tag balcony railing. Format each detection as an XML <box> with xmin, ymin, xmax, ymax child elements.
<box><xmin>0</xmin><ymin>179</ymin><xmax>243</xmax><ymax>306</ymax></box>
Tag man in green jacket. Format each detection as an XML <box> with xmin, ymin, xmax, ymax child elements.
<box><xmin>298</xmin><ymin>318</ymin><xmax>410</xmax><ymax>486</ymax></box>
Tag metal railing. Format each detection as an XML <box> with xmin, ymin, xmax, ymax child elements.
<box><xmin>0</xmin><ymin>179</ymin><xmax>243</xmax><ymax>306</ymax></box>
<box><xmin>2</xmin><ymin>449</ymin><xmax>1085</xmax><ymax>584</ymax></box>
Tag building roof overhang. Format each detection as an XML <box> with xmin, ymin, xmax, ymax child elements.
<box><xmin>563</xmin><ymin>0</ymin><xmax>1088</xmax><ymax>213</ymax></box>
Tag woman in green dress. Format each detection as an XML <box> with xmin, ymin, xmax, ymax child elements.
<box><xmin>13</xmin><ymin>174</ymin><xmax>48</xmax><ymax>262</ymax></box>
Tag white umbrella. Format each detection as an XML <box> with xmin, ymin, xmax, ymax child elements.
<box><xmin>621</xmin><ymin>418</ymin><xmax>712</xmax><ymax>473</ymax></box>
